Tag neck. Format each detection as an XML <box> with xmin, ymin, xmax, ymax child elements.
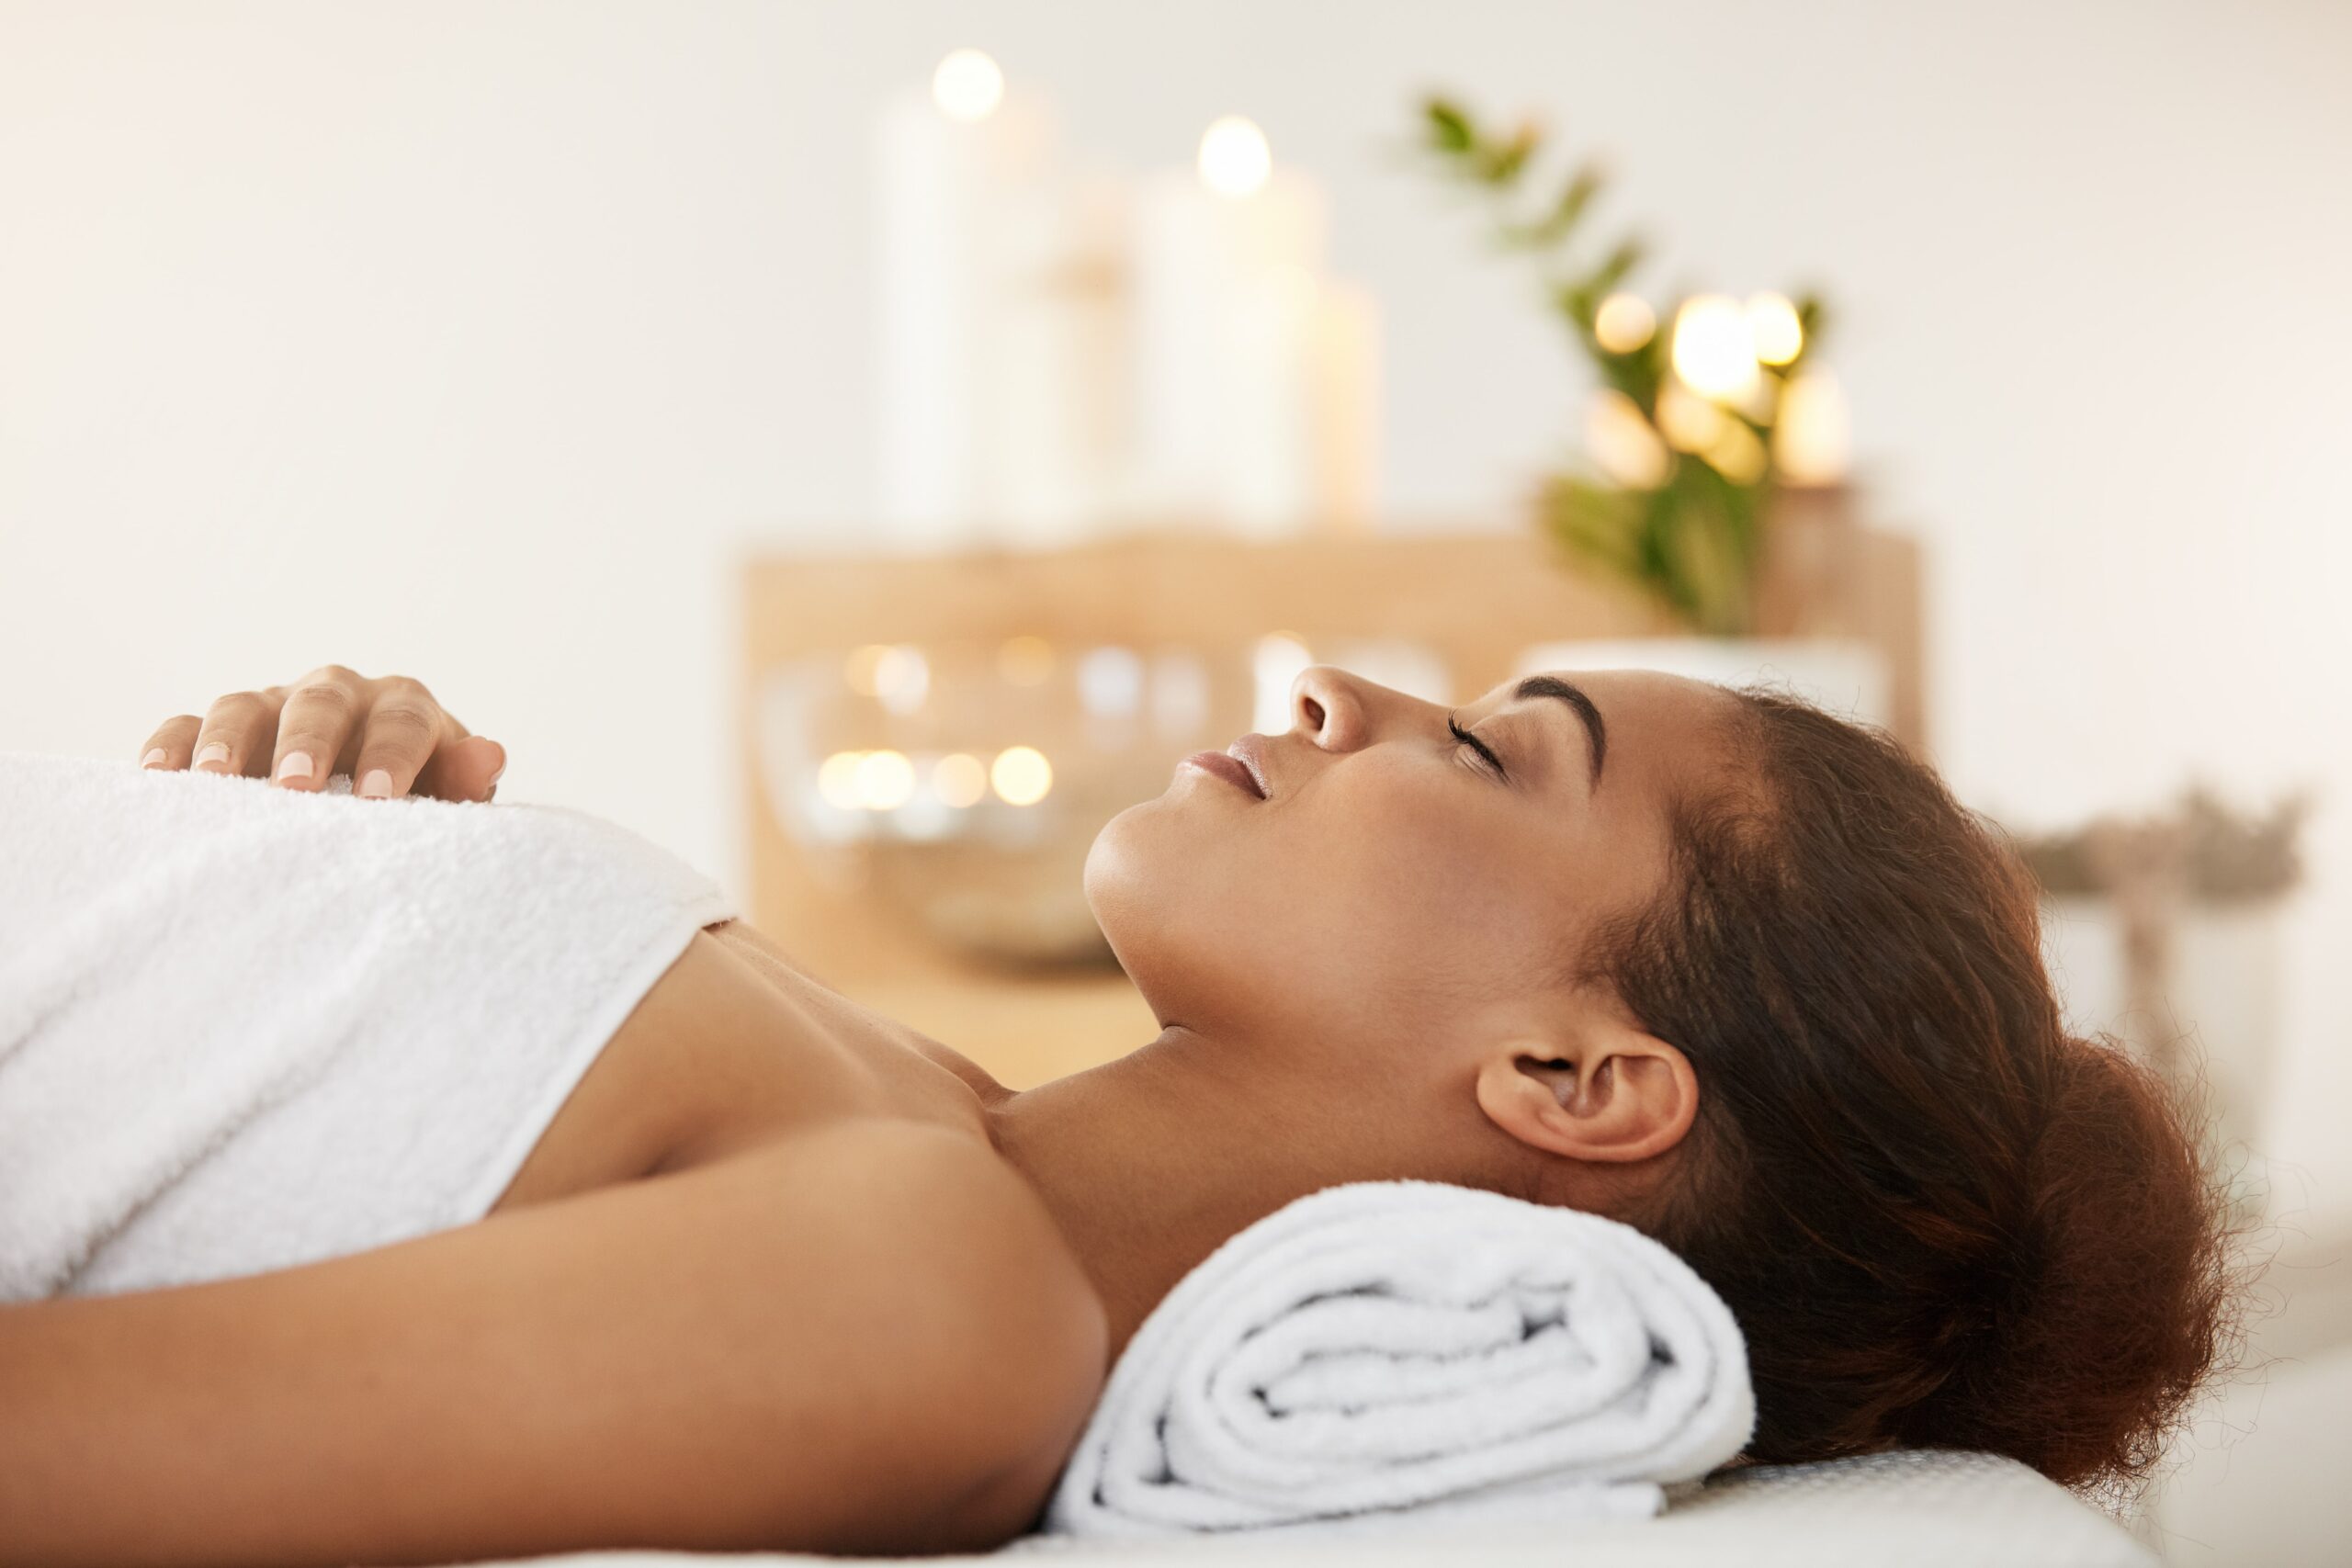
<box><xmin>985</xmin><ymin>1026</ymin><xmax>1481</xmax><ymax>1362</ymax></box>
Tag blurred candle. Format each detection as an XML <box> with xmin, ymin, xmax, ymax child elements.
<box><xmin>872</xmin><ymin>61</ymin><xmax>1053</xmax><ymax>548</ymax></box>
<box><xmin>1671</xmin><ymin>294</ymin><xmax>1759</xmax><ymax>400</ymax></box>
<box><xmin>1586</xmin><ymin>389</ymin><xmax>1670</xmax><ymax>488</ymax></box>
<box><xmin>1593</xmin><ymin>293</ymin><xmax>1657</xmax><ymax>355</ymax></box>
<box><xmin>1224</xmin><ymin>263</ymin><xmax>1319</xmax><ymax>535</ymax></box>
<box><xmin>1774</xmin><ymin>369</ymin><xmax>1852</xmax><ymax>485</ymax></box>
<box><xmin>988</xmin><ymin>174</ymin><xmax>1129</xmax><ymax>547</ymax></box>
<box><xmin>1746</xmin><ymin>292</ymin><xmax>1804</xmax><ymax>367</ymax></box>
<box><xmin>1311</xmin><ymin>280</ymin><xmax>1381</xmax><ymax>531</ymax></box>
<box><xmin>930</xmin><ymin>49</ymin><xmax>1003</xmax><ymax>121</ymax></box>
<box><xmin>990</xmin><ymin>745</ymin><xmax>1054</xmax><ymax>806</ymax></box>
<box><xmin>1131</xmin><ymin>130</ymin><xmax>1330</xmax><ymax>528</ymax></box>
<box><xmin>1196</xmin><ymin>115</ymin><xmax>1273</xmax><ymax>196</ymax></box>
<box><xmin>1251</xmin><ymin>632</ymin><xmax>1314</xmax><ymax>733</ymax></box>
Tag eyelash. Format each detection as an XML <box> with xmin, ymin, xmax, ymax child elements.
<box><xmin>1448</xmin><ymin>713</ymin><xmax>1507</xmax><ymax>780</ymax></box>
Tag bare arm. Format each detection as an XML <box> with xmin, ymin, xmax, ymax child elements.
<box><xmin>0</xmin><ymin>1122</ymin><xmax>1107</xmax><ymax>1566</ymax></box>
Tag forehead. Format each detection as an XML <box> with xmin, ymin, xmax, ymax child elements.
<box><xmin>1479</xmin><ymin>667</ymin><xmax>1744</xmax><ymax>796</ymax></box>
<box><xmin>1481</xmin><ymin>666</ymin><xmax>1736</xmax><ymax>733</ymax></box>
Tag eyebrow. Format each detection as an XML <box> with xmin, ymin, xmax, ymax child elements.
<box><xmin>1513</xmin><ymin>674</ymin><xmax>1608</xmax><ymax>789</ymax></box>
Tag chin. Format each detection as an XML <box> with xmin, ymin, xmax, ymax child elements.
<box><xmin>1083</xmin><ymin>776</ymin><xmax>1328</xmax><ymax>1034</ymax></box>
<box><xmin>1082</xmin><ymin>795</ymin><xmax>1224</xmax><ymax>1018</ymax></box>
<box><xmin>1082</xmin><ymin>803</ymin><xmax>1151</xmax><ymax>965</ymax></box>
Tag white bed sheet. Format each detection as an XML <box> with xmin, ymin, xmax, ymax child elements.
<box><xmin>457</xmin><ymin>1450</ymin><xmax>2154</xmax><ymax>1568</ymax></box>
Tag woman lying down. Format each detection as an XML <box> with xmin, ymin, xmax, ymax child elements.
<box><xmin>0</xmin><ymin>662</ymin><xmax>2231</xmax><ymax>1564</ymax></box>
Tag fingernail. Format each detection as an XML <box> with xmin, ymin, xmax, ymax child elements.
<box><xmin>195</xmin><ymin>742</ymin><xmax>230</xmax><ymax>770</ymax></box>
<box><xmin>275</xmin><ymin>751</ymin><xmax>314</xmax><ymax>784</ymax></box>
<box><xmin>357</xmin><ymin>769</ymin><xmax>394</xmax><ymax>798</ymax></box>
<box><xmin>141</xmin><ymin>748</ymin><xmax>167</xmax><ymax>769</ymax></box>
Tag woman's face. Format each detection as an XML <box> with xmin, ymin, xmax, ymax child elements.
<box><xmin>1085</xmin><ymin>665</ymin><xmax>1741</xmax><ymax>1056</ymax></box>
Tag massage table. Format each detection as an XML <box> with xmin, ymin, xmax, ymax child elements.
<box><xmin>461</xmin><ymin>1450</ymin><xmax>2155</xmax><ymax>1567</ymax></box>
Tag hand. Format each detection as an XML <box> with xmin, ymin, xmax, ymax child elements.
<box><xmin>138</xmin><ymin>666</ymin><xmax>506</xmax><ymax>801</ymax></box>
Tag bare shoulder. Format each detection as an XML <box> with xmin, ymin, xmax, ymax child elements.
<box><xmin>771</xmin><ymin>1119</ymin><xmax>1108</xmax><ymax>1381</ymax></box>
<box><xmin>737</xmin><ymin>1120</ymin><xmax>1111</xmax><ymax>1540</ymax></box>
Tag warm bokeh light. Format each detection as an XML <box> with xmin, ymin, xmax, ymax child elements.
<box><xmin>817</xmin><ymin>750</ymin><xmax>866</xmax><ymax>811</ymax></box>
<box><xmin>1197</xmin><ymin>115</ymin><xmax>1272</xmax><ymax>197</ymax></box>
<box><xmin>854</xmin><ymin>749</ymin><xmax>915</xmax><ymax>810</ymax></box>
<box><xmin>842</xmin><ymin>644</ymin><xmax>890</xmax><ymax>696</ymax></box>
<box><xmin>1076</xmin><ymin>645</ymin><xmax>1145</xmax><ymax>717</ymax></box>
<box><xmin>1670</xmin><ymin>294</ymin><xmax>1758</xmax><ymax>399</ymax></box>
<box><xmin>1746</xmin><ymin>291</ymin><xmax>1804</xmax><ymax>366</ymax></box>
<box><xmin>1593</xmin><ymin>293</ymin><xmax>1657</xmax><ymax>355</ymax></box>
<box><xmin>997</xmin><ymin>634</ymin><xmax>1055</xmax><ymax>685</ymax></box>
<box><xmin>1774</xmin><ymin>368</ymin><xmax>1853</xmax><ymax>485</ymax></box>
<box><xmin>1585</xmin><ymin>389</ymin><xmax>1670</xmax><ymax>488</ymax></box>
<box><xmin>870</xmin><ymin>645</ymin><xmax>929</xmax><ymax>714</ymax></box>
<box><xmin>1702</xmin><ymin>421</ymin><xmax>1769</xmax><ymax>484</ymax></box>
<box><xmin>1656</xmin><ymin>383</ymin><xmax>1728</xmax><ymax>453</ymax></box>
<box><xmin>931</xmin><ymin>751</ymin><xmax>988</xmax><ymax>808</ymax></box>
<box><xmin>1251</xmin><ymin>631</ymin><xmax>1313</xmax><ymax>733</ymax></box>
<box><xmin>930</xmin><ymin>49</ymin><xmax>1003</xmax><ymax>122</ymax></box>
<box><xmin>1150</xmin><ymin>649</ymin><xmax>1211</xmax><ymax>739</ymax></box>
<box><xmin>989</xmin><ymin>745</ymin><xmax>1054</xmax><ymax>806</ymax></box>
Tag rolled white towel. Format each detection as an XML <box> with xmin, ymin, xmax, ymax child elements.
<box><xmin>1043</xmin><ymin>1179</ymin><xmax>1754</xmax><ymax>1539</ymax></box>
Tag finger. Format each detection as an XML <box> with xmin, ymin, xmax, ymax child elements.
<box><xmin>350</xmin><ymin>678</ymin><xmax>448</xmax><ymax>799</ymax></box>
<box><xmin>268</xmin><ymin>667</ymin><xmax>367</xmax><ymax>791</ymax></box>
<box><xmin>192</xmin><ymin>691</ymin><xmax>284</xmax><ymax>777</ymax></box>
<box><xmin>140</xmin><ymin>715</ymin><xmax>203</xmax><ymax>771</ymax></box>
<box><xmin>413</xmin><ymin>734</ymin><xmax>505</xmax><ymax>804</ymax></box>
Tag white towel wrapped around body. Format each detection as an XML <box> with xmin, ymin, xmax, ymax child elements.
<box><xmin>0</xmin><ymin>750</ymin><xmax>732</xmax><ymax>1302</ymax></box>
<box><xmin>1044</xmin><ymin>1179</ymin><xmax>1755</xmax><ymax>1539</ymax></box>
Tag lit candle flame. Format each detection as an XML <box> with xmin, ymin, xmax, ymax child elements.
<box><xmin>1197</xmin><ymin>116</ymin><xmax>1272</xmax><ymax>197</ymax></box>
<box><xmin>931</xmin><ymin>50</ymin><xmax>1003</xmax><ymax>122</ymax></box>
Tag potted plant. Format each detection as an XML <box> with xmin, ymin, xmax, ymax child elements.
<box><xmin>1412</xmin><ymin>95</ymin><xmax>1884</xmax><ymax>725</ymax></box>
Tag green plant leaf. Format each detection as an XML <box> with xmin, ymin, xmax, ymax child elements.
<box><xmin>1581</xmin><ymin>238</ymin><xmax>1645</xmax><ymax>299</ymax></box>
<box><xmin>1487</xmin><ymin>120</ymin><xmax>1544</xmax><ymax>182</ymax></box>
<box><xmin>1422</xmin><ymin>96</ymin><xmax>1476</xmax><ymax>154</ymax></box>
<box><xmin>1503</xmin><ymin>163</ymin><xmax>1603</xmax><ymax>249</ymax></box>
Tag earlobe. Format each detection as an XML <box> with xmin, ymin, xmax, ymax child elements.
<box><xmin>1474</xmin><ymin>1032</ymin><xmax>1698</xmax><ymax>1165</ymax></box>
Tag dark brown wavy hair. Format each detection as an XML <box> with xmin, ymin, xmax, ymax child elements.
<box><xmin>1601</xmin><ymin>688</ymin><xmax>2237</xmax><ymax>1496</ymax></box>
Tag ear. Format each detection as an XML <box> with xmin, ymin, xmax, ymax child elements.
<box><xmin>1474</xmin><ymin>1019</ymin><xmax>1698</xmax><ymax>1165</ymax></box>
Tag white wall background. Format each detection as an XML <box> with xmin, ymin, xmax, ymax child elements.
<box><xmin>5</xmin><ymin>0</ymin><xmax>2350</xmax><ymax>1185</ymax></box>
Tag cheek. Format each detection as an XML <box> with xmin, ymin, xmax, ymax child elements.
<box><xmin>1081</xmin><ymin>766</ymin><xmax>1566</xmax><ymax>1034</ymax></box>
<box><xmin>1224</xmin><ymin>768</ymin><xmax>1550</xmax><ymax>1007</ymax></box>
<box><xmin>1283</xmin><ymin>773</ymin><xmax>1543</xmax><ymax>954</ymax></box>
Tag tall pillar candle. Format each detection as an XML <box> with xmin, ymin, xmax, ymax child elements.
<box><xmin>871</xmin><ymin>85</ymin><xmax>1052</xmax><ymax>550</ymax></box>
<box><xmin>1129</xmin><ymin>167</ymin><xmax>1328</xmax><ymax>527</ymax></box>
<box><xmin>985</xmin><ymin>173</ymin><xmax>1128</xmax><ymax>547</ymax></box>
<box><xmin>1310</xmin><ymin>279</ymin><xmax>1380</xmax><ymax>532</ymax></box>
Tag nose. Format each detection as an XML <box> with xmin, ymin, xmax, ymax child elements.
<box><xmin>1289</xmin><ymin>664</ymin><xmax>1373</xmax><ymax>752</ymax></box>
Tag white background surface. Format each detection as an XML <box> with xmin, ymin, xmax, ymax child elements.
<box><xmin>3</xmin><ymin>0</ymin><xmax>2349</xmax><ymax>1430</ymax></box>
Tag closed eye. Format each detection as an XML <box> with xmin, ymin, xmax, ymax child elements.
<box><xmin>1448</xmin><ymin>713</ymin><xmax>1507</xmax><ymax>781</ymax></box>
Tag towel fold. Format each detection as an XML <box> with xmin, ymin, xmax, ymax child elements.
<box><xmin>1043</xmin><ymin>1179</ymin><xmax>1755</xmax><ymax>1539</ymax></box>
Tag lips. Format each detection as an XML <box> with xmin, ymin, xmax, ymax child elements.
<box><xmin>1224</xmin><ymin>734</ymin><xmax>1272</xmax><ymax>799</ymax></box>
<box><xmin>1182</xmin><ymin>750</ymin><xmax>1265</xmax><ymax>798</ymax></box>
